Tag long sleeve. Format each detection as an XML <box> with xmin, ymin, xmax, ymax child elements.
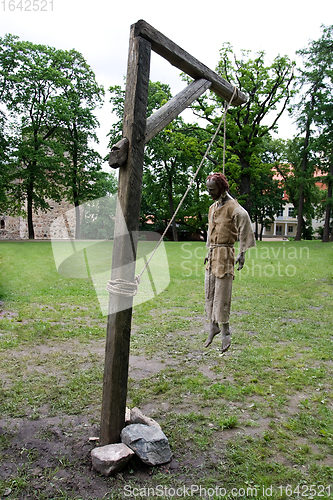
<box><xmin>206</xmin><ymin>204</ymin><xmax>214</xmax><ymax>248</ymax></box>
<box><xmin>232</xmin><ymin>206</ymin><xmax>256</xmax><ymax>253</ymax></box>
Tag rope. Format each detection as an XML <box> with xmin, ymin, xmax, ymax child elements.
<box><xmin>107</xmin><ymin>86</ymin><xmax>237</xmax><ymax>297</ymax></box>
<box><xmin>106</xmin><ymin>277</ymin><xmax>140</xmax><ymax>297</ymax></box>
<box><xmin>223</xmin><ymin>101</ymin><xmax>227</xmax><ymax>175</ymax></box>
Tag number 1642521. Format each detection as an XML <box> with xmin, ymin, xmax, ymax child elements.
<box><xmin>2</xmin><ymin>0</ymin><xmax>53</xmax><ymax>11</ymax></box>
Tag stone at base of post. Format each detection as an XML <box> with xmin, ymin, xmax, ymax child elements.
<box><xmin>91</xmin><ymin>443</ymin><xmax>135</xmax><ymax>476</ymax></box>
<box><xmin>121</xmin><ymin>423</ymin><xmax>172</xmax><ymax>466</ymax></box>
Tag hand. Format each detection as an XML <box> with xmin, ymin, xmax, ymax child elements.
<box><xmin>235</xmin><ymin>252</ymin><xmax>245</xmax><ymax>271</ymax></box>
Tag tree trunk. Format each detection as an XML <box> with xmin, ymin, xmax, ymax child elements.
<box><xmin>254</xmin><ymin>216</ymin><xmax>258</xmax><ymax>241</ymax></box>
<box><xmin>72</xmin><ymin>129</ymin><xmax>81</xmax><ymax>240</ymax></box>
<box><xmin>259</xmin><ymin>216</ymin><xmax>264</xmax><ymax>241</ymax></box>
<box><xmin>27</xmin><ymin>177</ymin><xmax>34</xmax><ymax>239</ymax></box>
<box><xmin>240</xmin><ymin>158</ymin><xmax>251</xmax><ymax>215</ymax></box>
<box><xmin>196</xmin><ymin>178</ymin><xmax>206</xmax><ymax>240</ymax></box>
<box><xmin>295</xmin><ymin>183</ymin><xmax>305</xmax><ymax>241</ymax></box>
<box><xmin>295</xmin><ymin>99</ymin><xmax>313</xmax><ymax>241</ymax></box>
<box><xmin>75</xmin><ymin>202</ymin><xmax>80</xmax><ymax>240</ymax></box>
<box><xmin>167</xmin><ymin>167</ymin><xmax>178</xmax><ymax>241</ymax></box>
<box><xmin>197</xmin><ymin>211</ymin><xmax>206</xmax><ymax>240</ymax></box>
<box><xmin>322</xmin><ymin>162</ymin><xmax>333</xmax><ymax>243</ymax></box>
<box><xmin>72</xmin><ymin>165</ymin><xmax>80</xmax><ymax>239</ymax></box>
<box><xmin>167</xmin><ymin>190</ymin><xmax>178</xmax><ymax>241</ymax></box>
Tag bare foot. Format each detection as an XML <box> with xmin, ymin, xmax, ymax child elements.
<box><xmin>204</xmin><ymin>322</ymin><xmax>221</xmax><ymax>347</ymax></box>
<box><xmin>221</xmin><ymin>324</ymin><xmax>231</xmax><ymax>353</ymax></box>
<box><xmin>221</xmin><ymin>334</ymin><xmax>231</xmax><ymax>353</ymax></box>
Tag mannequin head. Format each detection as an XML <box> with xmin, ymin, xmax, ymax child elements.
<box><xmin>206</xmin><ymin>173</ymin><xmax>229</xmax><ymax>200</ymax></box>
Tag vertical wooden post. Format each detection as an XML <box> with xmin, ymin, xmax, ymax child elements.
<box><xmin>100</xmin><ymin>26</ymin><xmax>151</xmax><ymax>445</ymax></box>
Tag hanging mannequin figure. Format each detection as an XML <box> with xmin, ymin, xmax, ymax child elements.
<box><xmin>204</xmin><ymin>172</ymin><xmax>255</xmax><ymax>353</ymax></box>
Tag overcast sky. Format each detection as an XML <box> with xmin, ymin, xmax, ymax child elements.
<box><xmin>1</xmin><ymin>0</ymin><xmax>332</xmax><ymax>164</ymax></box>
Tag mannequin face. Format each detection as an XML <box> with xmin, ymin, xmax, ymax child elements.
<box><xmin>206</xmin><ymin>180</ymin><xmax>225</xmax><ymax>200</ymax></box>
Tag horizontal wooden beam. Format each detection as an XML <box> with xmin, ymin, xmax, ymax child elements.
<box><xmin>133</xmin><ymin>20</ymin><xmax>247</xmax><ymax>106</ymax></box>
<box><xmin>145</xmin><ymin>78</ymin><xmax>212</xmax><ymax>143</ymax></box>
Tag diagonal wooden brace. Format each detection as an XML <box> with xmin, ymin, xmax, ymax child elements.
<box><xmin>109</xmin><ymin>79</ymin><xmax>213</xmax><ymax>169</ymax></box>
<box><xmin>145</xmin><ymin>78</ymin><xmax>212</xmax><ymax>143</ymax></box>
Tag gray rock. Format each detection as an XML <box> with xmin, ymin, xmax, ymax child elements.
<box><xmin>130</xmin><ymin>407</ymin><xmax>162</xmax><ymax>431</ymax></box>
<box><xmin>121</xmin><ymin>423</ymin><xmax>172</xmax><ymax>466</ymax></box>
<box><xmin>91</xmin><ymin>443</ymin><xmax>135</xmax><ymax>476</ymax></box>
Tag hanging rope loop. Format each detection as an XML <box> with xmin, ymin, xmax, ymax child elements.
<box><xmin>106</xmin><ymin>86</ymin><xmax>237</xmax><ymax>297</ymax></box>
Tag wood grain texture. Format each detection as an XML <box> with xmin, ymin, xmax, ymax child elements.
<box><xmin>145</xmin><ymin>79</ymin><xmax>212</xmax><ymax>143</ymax></box>
<box><xmin>108</xmin><ymin>137</ymin><xmax>129</xmax><ymax>169</ymax></box>
<box><xmin>100</xmin><ymin>29</ymin><xmax>151</xmax><ymax>446</ymax></box>
<box><xmin>133</xmin><ymin>19</ymin><xmax>247</xmax><ymax>106</ymax></box>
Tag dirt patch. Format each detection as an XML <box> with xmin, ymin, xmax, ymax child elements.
<box><xmin>198</xmin><ymin>365</ymin><xmax>218</xmax><ymax>380</ymax></box>
<box><xmin>0</xmin><ymin>409</ymin><xmax>227</xmax><ymax>499</ymax></box>
<box><xmin>0</xmin><ymin>310</ymin><xmax>18</xmax><ymax>319</ymax></box>
<box><xmin>279</xmin><ymin>318</ymin><xmax>303</xmax><ymax>324</ymax></box>
<box><xmin>233</xmin><ymin>310</ymin><xmax>250</xmax><ymax>316</ymax></box>
<box><xmin>0</xmin><ymin>415</ymin><xmax>112</xmax><ymax>499</ymax></box>
<box><xmin>129</xmin><ymin>355</ymin><xmax>178</xmax><ymax>380</ymax></box>
<box><xmin>2</xmin><ymin>339</ymin><xmax>105</xmax><ymax>358</ymax></box>
<box><xmin>283</xmin><ymin>391</ymin><xmax>313</xmax><ymax>415</ymax></box>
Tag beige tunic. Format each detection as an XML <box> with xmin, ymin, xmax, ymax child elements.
<box><xmin>206</xmin><ymin>197</ymin><xmax>255</xmax><ymax>278</ymax></box>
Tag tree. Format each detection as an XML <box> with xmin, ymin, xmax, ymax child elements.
<box><xmin>292</xmin><ymin>72</ymin><xmax>321</xmax><ymax>240</ymax></box>
<box><xmin>0</xmin><ymin>38</ymin><xmax>73</xmax><ymax>238</ymax></box>
<box><xmin>263</xmin><ymin>137</ymin><xmax>321</xmax><ymax>239</ymax></box>
<box><xmin>293</xmin><ymin>25</ymin><xmax>333</xmax><ymax>241</ymax></box>
<box><xmin>55</xmin><ymin>49</ymin><xmax>109</xmax><ymax>238</ymax></box>
<box><xmin>0</xmin><ymin>34</ymin><xmax>20</xmax><ymax>212</ymax></box>
<box><xmin>0</xmin><ymin>36</ymin><xmax>111</xmax><ymax>239</ymax></box>
<box><xmin>79</xmin><ymin>193</ymin><xmax>117</xmax><ymax>240</ymax></box>
<box><xmin>0</xmin><ymin>116</ymin><xmax>9</xmax><ymax>211</ymax></box>
<box><xmin>190</xmin><ymin>44</ymin><xmax>295</xmax><ymax>215</ymax></box>
<box><xmin>143</xmin><ymin>120</ymin><xmax>210</xmax><ymax>241</ymax></box>
<box><xmin>250</xmin><ymin>161</ymin><xmax>284</xmax><ymax>241</ymax></box>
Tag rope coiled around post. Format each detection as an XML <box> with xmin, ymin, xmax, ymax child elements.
<box><xmin>106</xmin><ymin>276</ymin><xmax>141</xmax><ymax>297</ymax></box>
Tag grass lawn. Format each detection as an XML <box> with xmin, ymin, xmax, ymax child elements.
<box><xmin>0</xmin><ymin>239</ymin><xmax>333</xmax><ymax>499</ymax></box>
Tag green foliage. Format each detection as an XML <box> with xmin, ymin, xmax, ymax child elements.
<box><xmin>0</xmin><ymin>34</ymin><xmax>116</xmax><ymax>238</ymax></box>
<box><xmin>190</xmin><ymin>44</ymin><xmax>295</xmax><ymax>214</ymax></box>
<box><xmin>291</xmin><ymin>25</ymin><xmax>333</xmax><ymax>240</ymax></box>
<box><xmin>250</xmin><ymin>160</ymin><xmax>284</xmax><ymax>240</ymax></box>
<box><xmin>264</xmin><ymin>136</ymin><xmax>322</xmax><ymax>239</ymax></box>
<box><xmin>108</xmin><ymin>80</ymin><xmax>212</xmax><ymax>240</ymax></box>
<box><xmin>79</xmin><ymin>195</ymin><xmax>117</xmax><ymax>240</ymax></box>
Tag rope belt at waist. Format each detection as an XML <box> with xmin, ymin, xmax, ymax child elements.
<box><xmin>209</xmin><ymin>243</ymin><xmax>234</xmax><ymax>248</ymax></box>
<box><xmin>206</xmin><ymin>243</ymin><xmax>234</xmax><ymax>269</ymax></box>
<box><xmin>209</xmin><ymin>243</ymin><xmax>234</xmax><ymax>253</ymax></box>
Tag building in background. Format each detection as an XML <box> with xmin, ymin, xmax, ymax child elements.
<box><xmin>0</xmin><ymin>199</ymin><xmax>76</xmax><ymax>240</ymax></box>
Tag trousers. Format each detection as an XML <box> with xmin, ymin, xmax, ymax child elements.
<box><xmin>205</xmin><ymin>270</ymin><xmax>233</xmax><ymax>324</ymax></box>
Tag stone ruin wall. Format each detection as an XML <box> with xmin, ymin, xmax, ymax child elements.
<box><xmin>0</xmin><ymin>199</ymin><xmax>77</xmax><ymax>240</ymax></box>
